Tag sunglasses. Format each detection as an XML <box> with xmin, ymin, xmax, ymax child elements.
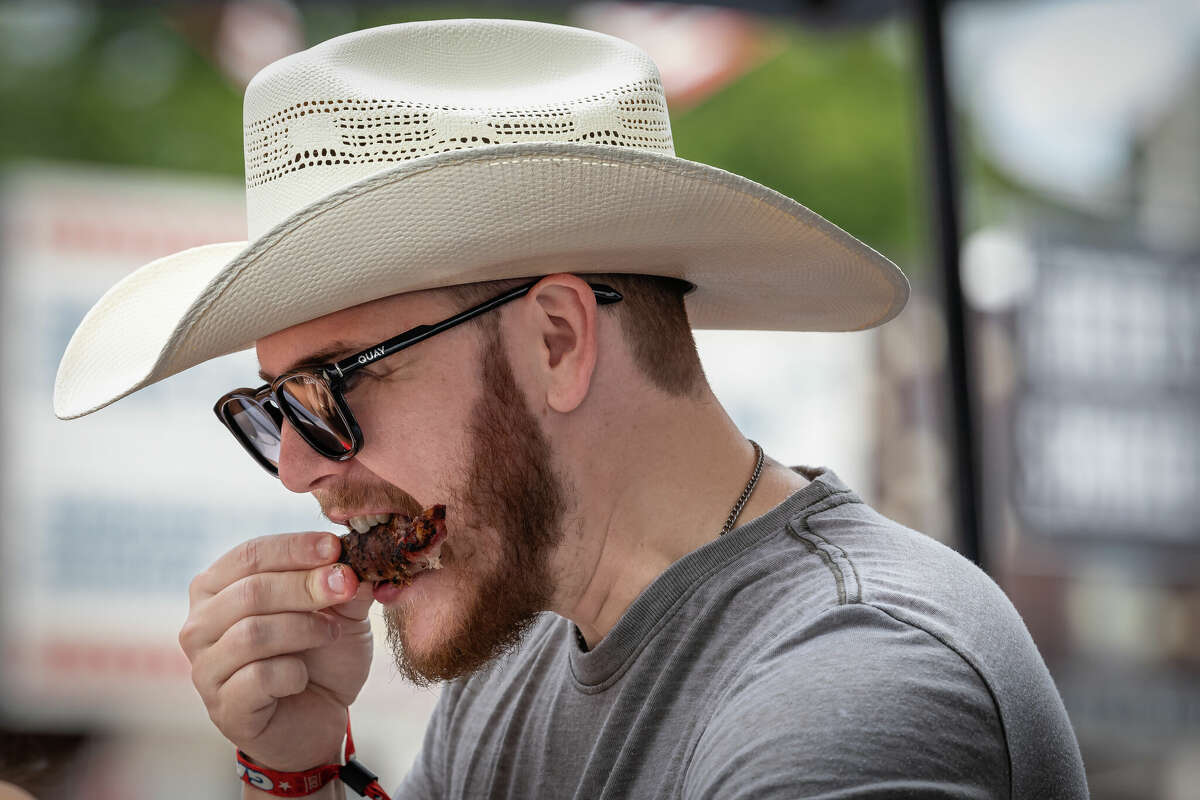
<box><xmin>214</xmin><ymin>279</ymin><xmax>623</xmax><ymax>476</ymax></box>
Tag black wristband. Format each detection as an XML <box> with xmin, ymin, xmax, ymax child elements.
<box><xmin>339</xmin><ymin>758</ymin><xmax>380</xmax><ymax>796</ymax></box>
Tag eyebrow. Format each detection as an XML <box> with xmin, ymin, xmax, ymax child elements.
<box><xmin>258</xmin><ymin>340</ymin><xmax>364</xmax><ymax>382</ymax></box>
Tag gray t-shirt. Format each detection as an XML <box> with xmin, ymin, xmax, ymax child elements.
<box><xmin>395</xmin><ymin>467</ymin><xmax>1088</xmax><ymax>799</ymax></box>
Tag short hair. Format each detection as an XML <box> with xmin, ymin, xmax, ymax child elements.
<box><xmin>441</xmin><ymin>273</ymin><xmax>706</xmax><ymax>397</ymax></box>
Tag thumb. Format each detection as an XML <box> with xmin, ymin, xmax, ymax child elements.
<box><xmin>329</xmin><ymin>578</ymin><xmax>375</xmax><ymax>622</ymax></box>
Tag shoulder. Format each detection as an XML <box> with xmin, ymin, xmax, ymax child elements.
<box><xmin>685</xmin><ymin>602</ymin><xmax>1010</xmax><ymax>799</ymax></box>
<box><xmin>796</xmin><ymin>496</ymin><xmax>1059</xmax><ymax>710</ymax></box>
<box><xmin>705</xmin><ymin>483</ymin><xmax>1087</xmax><ymax>799</ymax></box>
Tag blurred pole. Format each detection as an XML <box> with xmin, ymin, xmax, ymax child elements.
<box><xmin>912</xmin><ymin>0</ymin><xmax>982</xmax><ymax>567</ymax></box>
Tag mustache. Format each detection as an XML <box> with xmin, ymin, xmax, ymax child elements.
<box><xmin>314</xmin><ymin>481</ymin><xmax>424</xmax><ymax>521</ymax></box>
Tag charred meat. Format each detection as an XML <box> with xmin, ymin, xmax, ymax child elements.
<box><xmin>338</xmin><ymin>504</ymin><xmax>447</xmax><ymax>584</ymax></box>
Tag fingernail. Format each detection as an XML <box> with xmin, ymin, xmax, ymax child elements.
<box><xmin>317</xmin><ymin>536</ymin><xmax>337</xmax><ymax>560</ymax></box>
<box><xmin>327</xmin><ymin>564</ymin><xmax>346</xmax><ymax>594</ymax></box>
<box><xmin>329</xmin><ymin>620</ymin><xmax>342</xmax><ymax>640</ymax></box>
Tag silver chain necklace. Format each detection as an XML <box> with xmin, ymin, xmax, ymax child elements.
<box><xmin>575</xmin><ymin>440</ymin><xmax>765</xmax><ymax>651</ymax></box>
<box><xmin>720</xmin><ymin>440</ymin><xmax>764</xmax><ymax>536</ymax></box>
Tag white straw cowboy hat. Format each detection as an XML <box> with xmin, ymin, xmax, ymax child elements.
<box><xmin>54</xmin><ymin>17</ymin><xmax>909</xmax><ymax>420</ymax></box>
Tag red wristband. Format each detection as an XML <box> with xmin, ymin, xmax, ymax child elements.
<box><xmin>234</xmin><ymin>718</ymin><xmax>391</xmax><ymax>798</ymax></box>
<box><xmin>235</xmin><ymin>751</ymin><xmax>340</xmax><ymax>796</ymax></box>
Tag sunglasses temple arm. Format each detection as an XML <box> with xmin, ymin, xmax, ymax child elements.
<box><xmin>589</xmin><ymin>284</ymin><xmax>622</xmax><ymax>304</ymax></box>
<box><xmin>331</xmin><ymin>280</ymin><xmax>622</xmax><ymax>377</ymax></box>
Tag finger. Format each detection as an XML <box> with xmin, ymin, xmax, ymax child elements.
<box><xmin>214</xmin><ymin>655</ymin><xmax>309</xmax><ymax>742</ymax></box>
<box><xmin>193</xmin><ymin>612</ymin><xmax>341</xmax><ymax>693</ymax></box>
<box><xmin>327</xmin><ymin>579</ymin><xmax>376</xmax><ymax>623</ymax></box>
<box><xmin>190</xmin><ymin>532</ymin><xmax>342</xmax><ymax>601</ymax></box>
<box><xmin>193</xmin><ymin>564</ymin><xmax>359</xmax><ymax>650</ymax></box>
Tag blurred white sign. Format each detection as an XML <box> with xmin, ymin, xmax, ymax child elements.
<box><xmin>0</xmin><ymin>165</ymin><xmax>436</xmax><ymax>769</ymax></box>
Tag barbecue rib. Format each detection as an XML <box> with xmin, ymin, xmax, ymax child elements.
<box><xmin>337</xmin><ymin>504</ymin><xmax>447</xmax><ymax>584</ymax></box>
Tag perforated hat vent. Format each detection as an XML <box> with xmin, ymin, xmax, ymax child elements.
<box><xmin>245</xmin><ymin>78</ymin><xmax>672</xmax><ymax>190</ymax></box>
<box><xmin>237</xmin><ymin>21</ymin><xmax>679</xmax><ymax>236</ymax></box>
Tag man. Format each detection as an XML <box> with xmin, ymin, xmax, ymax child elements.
<box><xmin>55</xmin><ymin>18</ymin><xmax>1087</xmax><ymax>800</ymax></box>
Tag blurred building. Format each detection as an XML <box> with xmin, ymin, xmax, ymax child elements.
<box><xmin>951</xmin><ymin>3</ymin><xmax>1200</xmax><ymax>797</ymax></box>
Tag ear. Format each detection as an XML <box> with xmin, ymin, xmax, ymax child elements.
<box><xmin>519</xmin><ymin>273</ymin><xmax>600</xmax><ymax>414</ymax></box>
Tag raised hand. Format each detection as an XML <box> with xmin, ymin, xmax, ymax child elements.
<box><xmin>179</xmin><ymin>532</ymin><xmax>374</xmax><ymax>771</ymax></box>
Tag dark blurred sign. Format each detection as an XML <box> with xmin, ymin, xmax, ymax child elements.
<box><xmin>1011</xmin><ymin>239</ymin><xmax>1200</xmax><ymax>543</ymax></box>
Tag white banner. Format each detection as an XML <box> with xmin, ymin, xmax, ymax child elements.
<box><xmin>0</xmin><ymin>165</ymin><xmax>436</xmax><ymax>772</ymax></box>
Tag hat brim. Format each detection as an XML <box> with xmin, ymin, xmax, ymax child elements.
<box><xmin>54</xmin><ymin>142</ymin><xmax>909</xmax><ymax>419</ymax></box>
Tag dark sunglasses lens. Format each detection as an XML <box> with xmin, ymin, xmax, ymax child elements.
<box><xmin>222</xmin><ymin>396</ymin><xmax>282</xmax><ymax>470</ymax></box>
<box><xmin>277</xmin><ymin>374</ymin><xmax>355</xmax><ymax>457</ymax></box>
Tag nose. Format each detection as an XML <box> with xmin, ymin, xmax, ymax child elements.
<box><xmin>276</xmin><ymin>419</ymin><xmax>346</xmax><ymax>492</ymax></box>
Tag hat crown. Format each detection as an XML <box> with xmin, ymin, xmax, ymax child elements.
<box><xmin>242</xmin><ymin>19</ymin><xmax>674</xmax><ymax>238</ymax></box>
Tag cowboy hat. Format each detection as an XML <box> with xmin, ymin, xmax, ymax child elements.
<box><xmin>54</xmin><ymin>17</ymin><xmax>909</xmax><ymax>420</ymax></box>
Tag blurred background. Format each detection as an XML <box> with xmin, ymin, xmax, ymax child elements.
<box><xmin>0</xmin><ymin>0</ymin><xmax>1197</xmax><ymax>797</ymax></box>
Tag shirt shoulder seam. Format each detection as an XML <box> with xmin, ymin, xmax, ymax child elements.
<box><xmin>784</xmin><ymin>499</ymin><xmax>863</xmax><ymax>606</ymax></box>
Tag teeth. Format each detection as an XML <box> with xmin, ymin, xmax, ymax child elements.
<box><xmin>347</xmin><ymin>513</ymin><xmax>393</xmax><ymax>534</ymax></box>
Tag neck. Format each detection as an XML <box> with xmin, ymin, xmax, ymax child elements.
<box><xmin>547</xmin><ymin>388</ymin><xmax>809</xmax><ymax>649</ymax></box>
